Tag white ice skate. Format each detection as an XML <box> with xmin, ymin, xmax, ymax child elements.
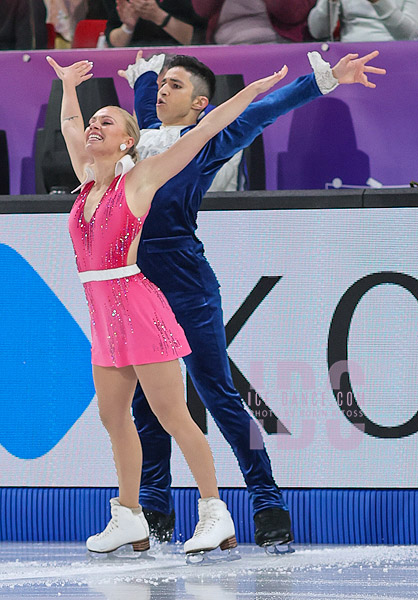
<box><xmin>184</xmin><ymin>498</ymin><xmax>239</xmax><ymax>564</ymax></box>
<box><xmin>86</xmin><ymin>497</ymin><xmax>150</xmax><ymax>554</ymax></box>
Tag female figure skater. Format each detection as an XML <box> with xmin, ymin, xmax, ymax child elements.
<box><xmin>46</xmin><ymin>55</ymin><xmax>287</xmax><ymax>556</ymax></box>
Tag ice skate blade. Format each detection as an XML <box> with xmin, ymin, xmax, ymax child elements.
<box><xmin>87</xmin><ymin>548</ymin><xmax>154</xmax><ymax>561</ymax></box>
<box><xmin>186</xmin><ymin>548</ymin><xmax>241</xmax><ymax>565</ymax></box>
<box><xmin>264</xmin><ymin>543</ymin><xmax>295</xmax><ymax>555</ymax></box>
<box><xmin>86</xmin><ymin>536</ymin><xmax>150</xmax><ymax>557</ymax></box>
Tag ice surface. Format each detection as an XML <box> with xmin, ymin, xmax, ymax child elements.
<box><xmin>0</xmin><ymin>543</ymin><xmax>417</xmax><ymax>599</ymax></box>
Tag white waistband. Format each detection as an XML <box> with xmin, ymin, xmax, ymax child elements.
<box><xmin>78</xmin><ymin>264</ymin><xmax>141</xmax><ymax>283</ymax></box>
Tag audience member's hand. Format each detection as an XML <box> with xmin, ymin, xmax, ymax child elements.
<box><xmin>116</xmin><ymin>0</ymin><xmax>141</xmax><ymax>29</ymax></box>
<box><xmin>130</xmin><ymin>0</ymin><xmax>168</xmax><ymax>26</ymax></box>
<box><xmin>332</xmin><ymin>51</ymin><xmax>386</xmax><ymax>88</ymax></box>
<box><xmin>46</xmin><ymin>57</ymin><xmax>93</xmax><ymax>87</ymax></box>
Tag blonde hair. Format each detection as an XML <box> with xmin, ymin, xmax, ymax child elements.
<box><xmin>108</xmin><ymin>106</ymin><xmax>140</xmax><ymax>164</ymax></box>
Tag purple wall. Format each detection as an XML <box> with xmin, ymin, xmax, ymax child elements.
<box><xmin>1</xmin><ymin>42</ymin><xmax>418</xmax><ymax>195</ymax></box>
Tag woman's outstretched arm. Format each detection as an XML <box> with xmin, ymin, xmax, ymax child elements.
<box><xmin>46</xmin><ymin>56</ymin><xmax>93</xmax><ymax>182</ymax></box>
<box><xmin>131</xmin><ymin>66</ymin><xmax>288</xmax><ymax>197</ymax></box>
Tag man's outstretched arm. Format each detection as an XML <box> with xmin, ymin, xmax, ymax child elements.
<box><xmin>204</xmin><ymin>50</ymin><xmax>385</xmax><ymax>164</ymax></box>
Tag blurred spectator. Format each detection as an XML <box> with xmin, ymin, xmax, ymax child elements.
<box><xmin>102</xmin><ymin>0</ymin><xmax>206</xmax><ymax>47</ymax></box>
<box><xmin>86</xmin><ymin>0</ymin><xmax>108</xmax><ymax>19</ymax></box>
<box><xmin>44</xmin><ymin>0</ymin><xmax>87</xmax><ymax>47</ymax></box>
<box><xmin>191</xmin><ymin>0</ymin><xmax>316</xmax><ymax>44</ymax></box>
<box><xmin>0</xmin><ymin>0</ymin><xmax>47</xmax><ymax>50</ymax></box>
<box><xmin>45</xmin><ymin>1</ymin><xmax>108</xmax><ymax>48</ymax></box>
<box><xmin>308</xmin><ymin>0</ymin><xmax>418</xmax><ymax>42</ymax></box>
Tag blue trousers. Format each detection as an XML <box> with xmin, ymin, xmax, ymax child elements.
<box><xmin>132</xmin><ymin>285</ymin><xmax>287</xmax><ymax>516</ymax></box>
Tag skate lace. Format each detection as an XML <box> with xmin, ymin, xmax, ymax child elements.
<box><xmin>193</xmin><ymin>516</ymin><xmax>217</xmax><ymax>537</ymax></box>
<box><xmin>96</xmin><ymin>515</ymin><xmax>118</xmax><ymax>539</ymax></box>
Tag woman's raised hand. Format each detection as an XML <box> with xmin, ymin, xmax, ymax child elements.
<box><xmin>46</xmin><ymin>56</ymin><xmax>94</xmax><ymax>87</ymax></box>
<box><xmin>248</xmin><ymin>65</ymin><xmax>289</xmax><ymax>95</ymax></box>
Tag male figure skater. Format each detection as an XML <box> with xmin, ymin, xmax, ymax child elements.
<box><xmin>119</xmin><ymin>49</ymin><xmax>384</xmax><ymax>548</ymax></box>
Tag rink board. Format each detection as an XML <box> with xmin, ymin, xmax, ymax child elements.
<box><xmin>0</xmin><ymin>203</ymin><xmax>417</xmax><ymax>488</ymax></box>
<box><xmin>1</xmin><ymin>487</ymin><xmax>418</xmax><ymax>544</ymax></box>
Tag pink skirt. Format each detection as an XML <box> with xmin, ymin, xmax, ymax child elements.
<box><xmin>83</xmin><ymin>272</ymin><xmax>191</xmax><ymax>367</ymax></box>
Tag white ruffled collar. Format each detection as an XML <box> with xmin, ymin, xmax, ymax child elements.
<box><xmin>71</xmin><ymin>155</ymin><xmax>136</xmax><ymax>193</ymax></box>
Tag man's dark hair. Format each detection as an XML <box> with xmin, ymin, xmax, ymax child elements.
<box><xmin>165</xmin><ymin>55</ymin><xmax>216</xmax><ymax>101</ymax></box>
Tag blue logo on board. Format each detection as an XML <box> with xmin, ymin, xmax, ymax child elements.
<box><xmin>0</xmin><ymin>244</ymin><xmax>94</xmax><ymax>459</ymax></box>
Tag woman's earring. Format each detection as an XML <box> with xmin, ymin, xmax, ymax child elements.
<box><xmin>120</xmin><ymin>143</ymin><xmax>127</xmax><ymax>151</ymax></box>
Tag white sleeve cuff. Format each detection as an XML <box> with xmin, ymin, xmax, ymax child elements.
<box><xmin>124</xmin><ymin>54</ymin><xmax>166</xmax><ymax>89</ymax></box>
<box><xmin>308</xmin><ymin>51</ymin><xmax>339</xmax><ymax>95</ymax></box>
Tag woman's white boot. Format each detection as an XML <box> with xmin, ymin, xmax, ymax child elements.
<box><xmin>184</xmin><ymin>497</ymin><xmax>237</xmax><ymax>554</ymax></box>
<box><xmin>86</xmin><ymin>497</ymin><xmax>150</xmax><ymax>553</ymax></box>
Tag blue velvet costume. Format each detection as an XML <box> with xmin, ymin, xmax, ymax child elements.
<box><xmin>133</xmin><ymin>70</ymin><xmax>322</xmax><ymax>516</ymax></box>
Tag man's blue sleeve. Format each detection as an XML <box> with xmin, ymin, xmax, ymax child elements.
<box><xmin>205</xmin><ymin>73</ymin><xmax>323</xmax><ymax>166</ymax></box>
<box><xmin>134</xmin><ymin>71</ymin><xmax>162</xmax><ymax>130</ymax></box>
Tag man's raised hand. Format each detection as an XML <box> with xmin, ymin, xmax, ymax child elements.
<box><xmin>117</xmin><ymin>51</ymin><xmax>166</xmax><ymax>88</ymax></box>
<box><xmin>118</xmin><ymin>50</ymin><xmax>143</xmax><ymax>81</ymax></box>
<box><xmin>332</xmin><ymin>51</ymin><xmax>386</xmax><ymax>88</ymax></box>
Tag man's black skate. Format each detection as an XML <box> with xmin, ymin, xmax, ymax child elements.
<box><xmin>254</xmin><ymin>508</ymin><xmax>294</xmax><ymax>554</ymax></box>
<box><xmin>143</xmin><ymin>508</ymin><xmax>175</xmax><ymax>543</ymax></box>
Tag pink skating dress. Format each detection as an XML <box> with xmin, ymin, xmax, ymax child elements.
<box><xmin>68</xmin><ymin>175</ymin><xmax>191</xmax><ymax>367</ymax></box>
